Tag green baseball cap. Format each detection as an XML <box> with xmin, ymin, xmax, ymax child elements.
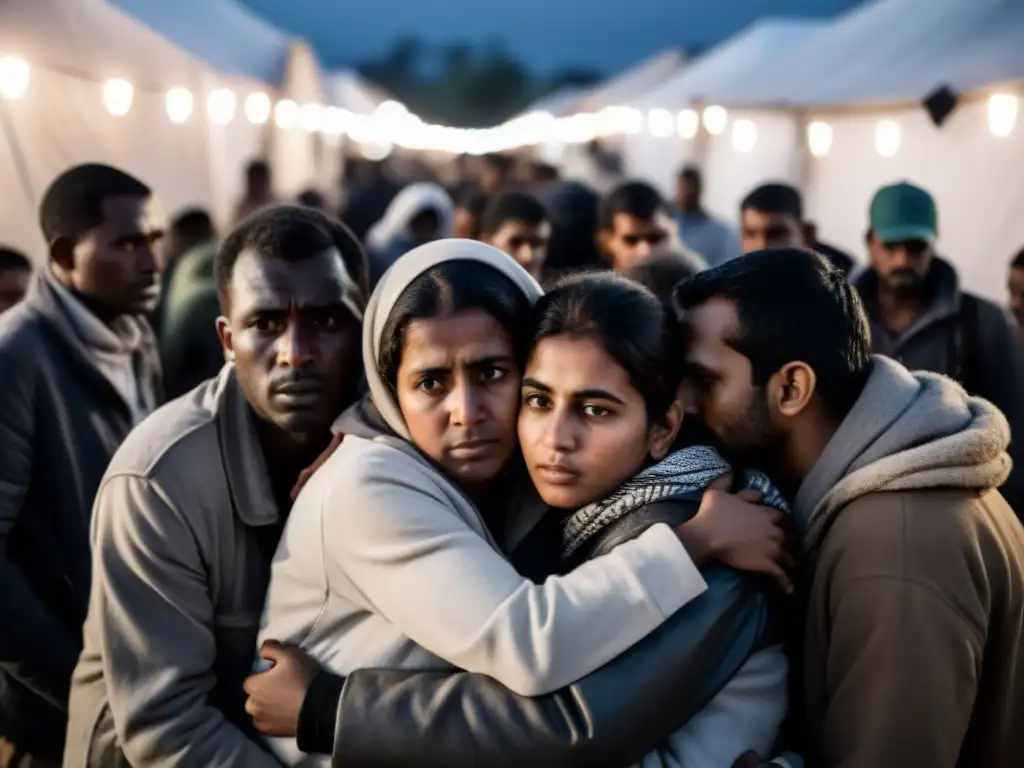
<box><xmin>869</xmin><ymin>181</ymin><xmax>938</xmax><ymax>244</ymax></box>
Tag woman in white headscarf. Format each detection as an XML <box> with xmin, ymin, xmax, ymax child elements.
<box><xmin>258</xmin><ymin>239</ymin><xmax>712</xmax><ymax>765</ymax></box>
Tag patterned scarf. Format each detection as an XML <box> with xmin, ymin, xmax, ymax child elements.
<box><xmin>562</xmin><ymin>445</ymin><xmax>790</xmax><ymax>558</ymax></box>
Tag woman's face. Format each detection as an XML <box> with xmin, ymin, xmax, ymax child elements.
<box><xmin>396</xmin><ymin>308</ymin><xmax>521</xmax><ymax>490</ymax></box>
<box><xmin>518</xmin><ymin>335</ymin><xmax>677</xmax><ymax>509</ymax></box>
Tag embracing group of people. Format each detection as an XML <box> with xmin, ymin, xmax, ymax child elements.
<box><xmin>48</xmin><ymin>203</ymin><xmax>1024</xmax><ymax>768</ymax></box>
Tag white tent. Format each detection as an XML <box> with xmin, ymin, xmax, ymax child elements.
<box><xmin>0</xmin><ymin>0</ymin><xmax>258</xmax><ymax>259</ymax></box>
<box><xmin>620</xmin><ymin>19</ymin><xmax>824</xmax><ymax>199</ymax></box>
<box><xmin>698</xmin><ymin>0</ymin><xmax>1024</xmax><ymax>301</ymax></box>
<box><xmin>577</xmin><ymin>48</ymin><xmax>687</xmax><ymax>113</ymax></box>
<box><xmin>109</xmin><ymin>0</ymin><xmax>331</xmax><ymax>199</ymax></box>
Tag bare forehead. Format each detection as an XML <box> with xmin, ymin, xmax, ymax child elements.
<box><xmin>230</xmin><ymin>248</ymin><xmax>348</xmax><ymax>307</ymax></box>
<box><xmin>402</xmin><ymin>310</ymin><xmax>513</xmax><ymax>366</ymax></box>
<box><xmin>682</xmin><ymin>298</ymin><xmax>742</xmax><ymax>361</ymax></box>
<box><xmin>99</xmin><ymin>195</ymin><xmax>164</xmax><ymax>232</ymax></box>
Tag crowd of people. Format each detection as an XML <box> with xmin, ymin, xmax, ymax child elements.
<box><xmin>0</xmin><ymin>150</ymin><xmax>1022</xmax><ymax>768</ymax></box>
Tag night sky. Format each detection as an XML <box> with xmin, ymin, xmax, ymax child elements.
<box><xmin>239</xmin><ymin>0</ymin><xmax>865</xmax><ymax>74</ymax></box>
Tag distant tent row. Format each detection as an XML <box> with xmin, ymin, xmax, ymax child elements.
<box><xmin>0</xmin><ymin>0</ymin><xmax>384</xmax><ymax>259</ymax></box>
<box><xmin>535</xmin><ymin>0</ymin><xmax>1024</xmax><ymax>302</ymax></box>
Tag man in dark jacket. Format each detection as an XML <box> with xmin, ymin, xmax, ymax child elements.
<box><xmin>853</xmin><ymin>181</ymin><xmax>1024</xmax><ymax>514</ymax></box>
<box><xmin>0</xmin><ymin>164</ymin><xmax>164</xmax><ymax>765</ymax></box>
<box><xmin>157</xmin><ymin>208</ymin><xmax>223</xmax><ymax>399</ymax></box>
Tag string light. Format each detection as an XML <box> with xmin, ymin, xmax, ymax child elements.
<box><xmin>165</xmin><ymin>87</ymin><xmax>193</xmax><ymax>124</ymax></box>
<box><xmin>702</xmin><ymin>105</ymin><xmax>728</xmax><ymax>136</ymax></box>
<box><xmin>207</xmin><ymin>88</ymin><xmax>236</xmax><ymax>125</ymax></box>
<box><xmin>807</xmin><ymin>121</ymin><xmax>833</xmax><ymax>157</ymax></box>
<box><xmin>299</xmin><ymin>103</ymin><xmax>322</xmax><ymax>133</ymax></box>
<box><xmin>987</xmin><ymin>93</ymin><xmax>1018</xmax><ymax>137</ymax></box>
<box><xmin>244</xmin><ymin>92</ymin><xmax>271</xmax><ymax>125</ymax></box>
<box><xmin>274</xmin><ymin>99</ymin><xmax>298</xmax><ymax>129</ymax></box>
<box><xmin>103</xmin><ymin>79</ymin><xmax>134</xmax><ymax>116</ymax></box>
<box><xmin>731</xmin><ymin>119</ymin><xmax>757</xmax><ymax>152</ymax></box>
<box><xmin>874</xmin><ymin>119</ymin><xmax>901</xmax><ymax>157</ymax></box>
<box><xmin>0</xmin><ymin>55</ymin><xmax>29</xmax><ymax>100</ymax></box>
<box><xmin>647</xmin><ymin>108</ymin><xmax>675</xmax><ymax>138</ymax></box>
<box><xmin>677</xmin><ymin>109</ymin><xmax>699</xmax><ymax>139</ymax></box>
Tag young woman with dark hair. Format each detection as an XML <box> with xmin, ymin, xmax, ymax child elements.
<box><xmin>254</xmin><ymin>246</ymin><xmax>789</xmax><ymax>767</ymax></box>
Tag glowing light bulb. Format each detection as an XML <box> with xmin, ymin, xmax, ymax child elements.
<box><xmin>103</xmin><ymin>79</ymin><xmax>133</xmax><ymax>117</ymax></box>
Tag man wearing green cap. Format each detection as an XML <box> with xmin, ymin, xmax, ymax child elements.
<box><xmin>853</xmin><ymin>180</ymin><xmax>1024</xmax><ymax>514</ymax></box>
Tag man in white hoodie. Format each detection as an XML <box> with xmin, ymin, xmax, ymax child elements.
<box><xmin>674</xmin><ymin>248</ymin><xmax>1024</xmax><ymax>768</ymax></box>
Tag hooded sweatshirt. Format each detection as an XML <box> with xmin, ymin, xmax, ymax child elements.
<box><xmin>792</xmin><ymin>355</ymin><xmax>1024</xmax><ymax>768</ymax></box>
<box><xmin>364</xmin><ymin>182</ymin><xmax>454</xmax><ymax>286</ymax></box>
<box><xmin>258</xmin><ymin>239</ymin><xmax>709</xmax><ymax>767</ymax></box>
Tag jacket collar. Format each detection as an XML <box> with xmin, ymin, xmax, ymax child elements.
<box><xmin>21</xmin><ymin>270</ymin><xmax>163</xmax><ymax>407</ymax></box>
<box><xmin>852</xmin><ymin>256</ymin><xmax>962</xmax><ymax>337</ymax></box>
<box><xmin>211</xmin><ymin>365</ymin><xmax>281</xmax><ymax>528</ymax></box>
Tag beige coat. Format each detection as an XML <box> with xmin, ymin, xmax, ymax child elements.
<box><xmin>258</xmin><ymin>240</ymin><xmax>709</xmax><ymax>766</ymax></box>
<box><xmin>64</xmin><ymin>367</ymin><xmax>282</xmax><ymax>768</ymax></box>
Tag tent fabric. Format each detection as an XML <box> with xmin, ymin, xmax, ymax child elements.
<box><xmin>0</xmin><ymin>0</ymin><xmax>265</xmax><ymax>260</ymax></box>
<box><xmin>716</xmin><ymin>0</ymin><xmax>1024</xmax><ymax>108</ymax></box>
<box><xmin>106</xmin><ymin>0</ymin><xmax>291</xmax><ymax>84</ymax></box>
<box><xmin>326</xmin><ymin>70</ymin><xmax>386</xmax><ymax>115</ymax></box>
<box><xmin>578</xmin><ymin>48</ymin><xmax>687</xmax><ymax>111</ymax></box>
<box><xmin>625</xmin><ymin>18</ymin><xmax>825</xmax><ymax>111</ymax></box>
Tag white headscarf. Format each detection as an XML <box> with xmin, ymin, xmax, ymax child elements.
<box><xmin>362</xmin><ymin>239</ymin><xmax>543</xmax><ymax>441</ymax></box>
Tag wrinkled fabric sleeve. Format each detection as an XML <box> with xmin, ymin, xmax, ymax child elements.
<box><xmin>819</xmin><ymin>575</ymin><xmax>980</xmax><ymax>767</ymax></box>
<box><xmin>0</xmin><ymin>349</ymin><xmax>79</xmax><ymax>709</ymax></box>
<box><xmin>92</xmin><ymin>474</ymin><xmax>280</xmax><ymax>767</ymax></box>
<box><xmin>325</xmin><ymin>464</ymin><xmax>707</xmax><ymax>697</ymax></box>
<box><xmin>325</xmin><ymin>567</ymin><xmax>768</xmax><ymax>767</ymax></box>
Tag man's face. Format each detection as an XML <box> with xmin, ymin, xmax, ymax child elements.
<box><xmin>867</xmin><ymin>234</ymin><xmax>934</xmax><ymax>293</ymax></box>
<box><xmin>488</xmin><ymin>219</ymin><xmax>550</xmax><ymax>281</ymax></box>
<box><xmin>64</xmin><ymin>195</ymin><xmax>164</xmax><ymax>316</ymax></box>
<box><xmin>599</xmin><ymin>211</ymin><xmax>673</xmax><ymax>272</ymax></box>
<box><xmin>218</xmin><ymin>249</ymin><xmax>362</xmax><ymax>440</ymax></box>
<box><xmin>453</xmin><ymin>207</ymin><xmax>481</xmax><ymax>240</ymax></box>
<box><xmin>680</xmin><ymin>297</ymin><xmax>785</xmax><ymax>469</ymax></box>
<box><xmin>1008</xmin><ymin>267</ymin><xmax>1024</xmax><ymax>329</ymax></box>
<box><xmin>0</xmin><ymin>267</ymin><xmax>30</xmax><ymax>315</ymax></box>
<box><xmin>676</xmin><ymin>178</ymin><xmax>699</xmax><ymax>213</ymax></box>
<box><xmin>740</xmin><ymin>208</ymin><xmax>805</xmax><ymax>254</ymax></box>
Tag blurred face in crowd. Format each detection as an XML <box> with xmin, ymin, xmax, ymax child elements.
<box><xmin>409</xmin><ymin>209</ymin><xmax>442</xmax><ymax>247</ymax></box>
<box><xmin>676</xmin><ymin>176</ymin><xmax>700</xmax><ymax>214</ymax></box>
<box><xmin>395</xmin><ymin>308</ymin><xmax>521</xmax><ymax>490</ymax></box>
<box><xmin>453</xmin><ymin>207</ymin><xmax>481</xmax><ymax>240</ymax></box>
<box><xmin>519</xmin><ymin>334</ymin><xmax>677</xmax><ymax>510</ymax></box>
<box><xmin>488</xmin><ymin>219</ymin><xmax>550</xmax><ymax>281</ymax></box>
<box><xmin>867</xmin><ymin>234</ymin><xmax>934</xmax><ymax>294</ymax></box>
<box><xmin>51</xmin><ymin>195</ymin><xmax>164</xmax><ymax>319</ymax></box>
<box><xmin>679</xmin><ymin>297</ymin><xmax>787</xmax><ymax>470</ymax></box>
<box><xmin>599</xmin><ymin>211</ymin><xmax>674</xmax><ymax>272</ymax></box>
<box><xmin>0</xmin><ymin>265</ymin><xmax>30</xmax><ymax>315</ymax></box>
<box><xmin>740</xmin><ymin>208</ymin><xmax>805</xmax><ymax>254</ymax></box>
<box><xmin>217</xmin><ymin>248</ymin><xmax>362</xmax><ymax>441</ymax></box>
<box><xmin>1008</xmin><ymin>266</ymin><xmax>1024</xmax><ymax>329</ymax></box>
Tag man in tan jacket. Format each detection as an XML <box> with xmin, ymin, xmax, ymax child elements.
<box><xmin>674</xmin><ymin>248</ymin><xmax>1024</xmax><ymax>768</ymax></box>
<box><xmin>63</xmin><ymin>205</ymin><xmax>368</xmax><ymax>767</ymax></box>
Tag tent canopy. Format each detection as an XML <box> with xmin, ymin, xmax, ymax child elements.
<box><xmin>326</xmin><ymin>70</ymin><xmax>387</xmax><ymax>114</ymax></box>
<box><xmin>0</xmin><ymin>0</ymin><xmax>205</xmax><ymax>86</ymax></box>
<box><xmin>107</xmin><ymin>0</ymin><xmax>292</xmax><ymax>84</ymax></box>
<box><xmin>578</xmin><ymin>49</ymin><xmax>687</xmax><ymax>111</ymax></box>
<box><xmin>716</xmin><ymin>0</ymin><xmax>1024</xmax><ymax>108</ymax></box>
<box><xmin>626</xmin><ymin>18</ymin><xmax>824</xmax><ymax>111</ymax></box>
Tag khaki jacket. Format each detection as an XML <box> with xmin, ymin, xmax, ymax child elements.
<box><xmin>64</xmin><ymin>367</ymin><xmax>281</xmax><ymax>768</ymax></box>
<box><xmin>800</xmin><ymin>487</ymin><xmax>1024</xmax><ymax>768</ymax></box>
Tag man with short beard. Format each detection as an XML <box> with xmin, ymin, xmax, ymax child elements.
<box><xmin>854</xmin><ymin>181</ymin><xmax>1024</xmax><ymax>513</ymax></box>
<box><xmin>675</xmin><ymin>248</ymin><xmax>1024</xmax><ymax>768</ymax></box>
<box><xmin>63</xmin><ymin>205</ymin><xmax>368</xmax><ymax>767</ymax></box>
